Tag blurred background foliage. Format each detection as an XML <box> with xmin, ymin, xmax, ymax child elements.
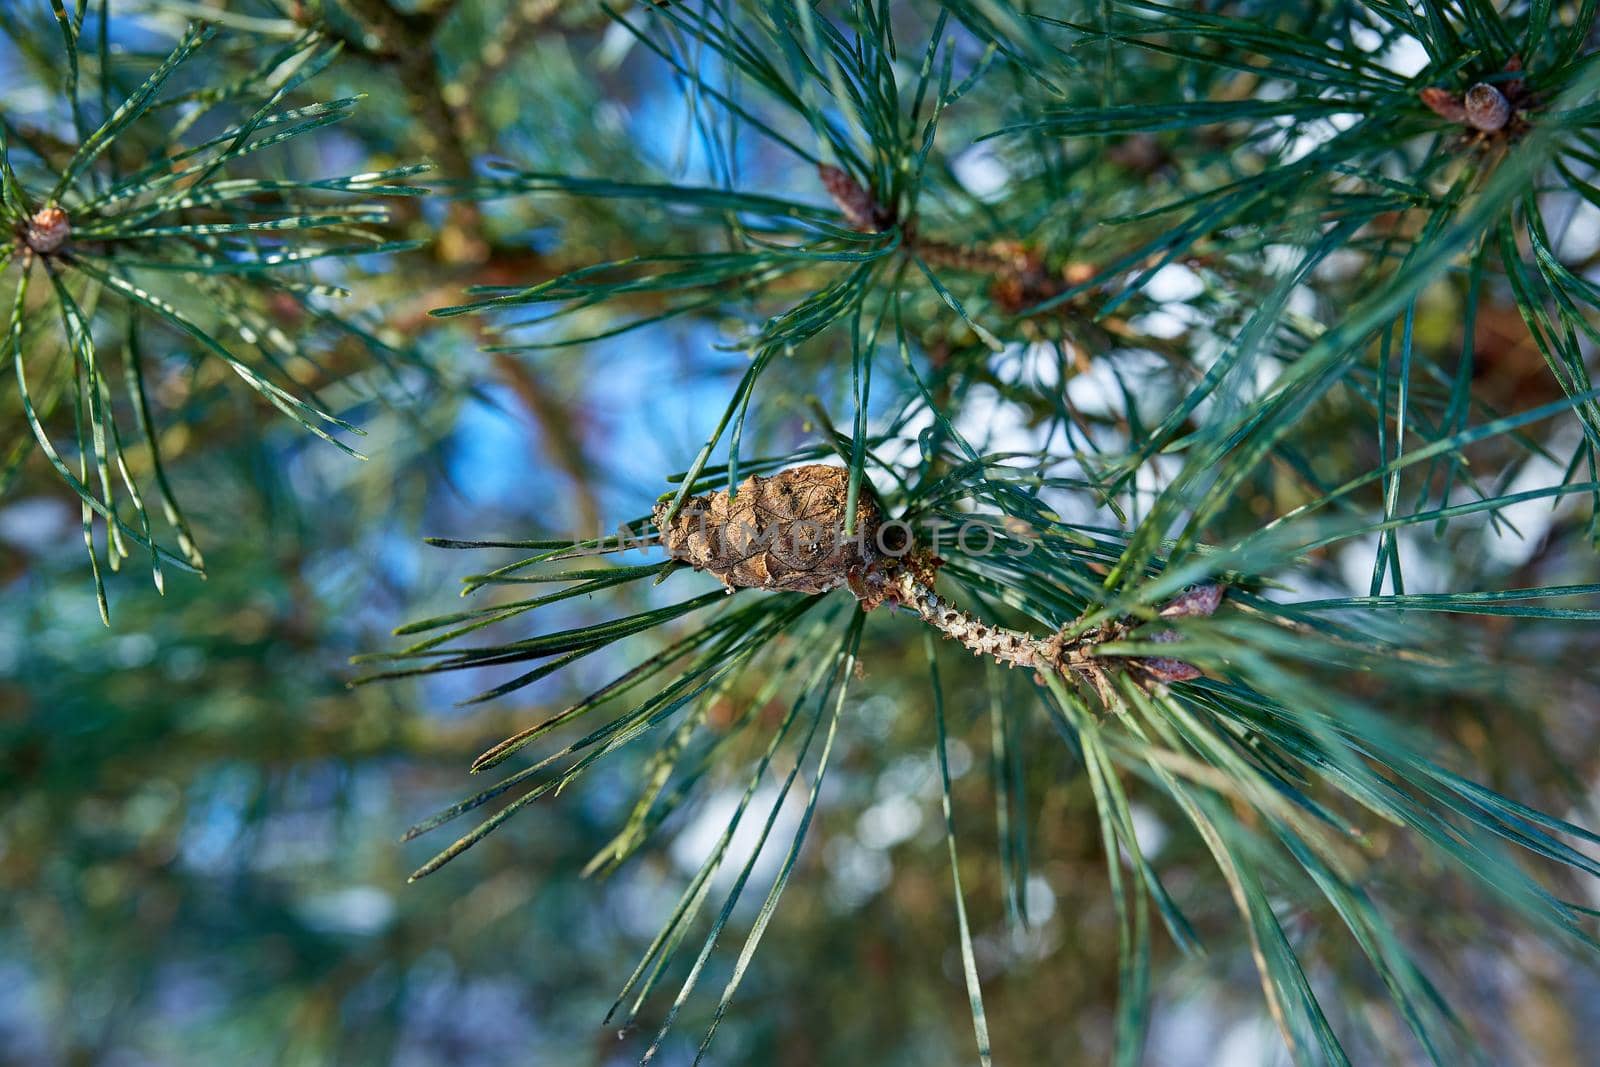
<box><xmin>3</xmin><ymin>1</ymin><xmax>1600</xmax><ymax>1065</ymax></box>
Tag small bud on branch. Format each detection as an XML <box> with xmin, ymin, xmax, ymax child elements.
<box><xmin>815</xmin><ymin>164</ymin><xmax>1086</xmax><ymax>318</ymax></box>
<box><xmin>23</xmin><ymin>205</ymin><xmax>70</xmax><ymax>255</ymax></box>
<box><xmin>818</xmin><ymin>164</ymin><xmax>887</xmax><ymax>232</ymax></box>
<box><xmin>1419</xmin><ymin>87</ymin><xmax>1468</xmax><ymax>124</ymax></box>
<box><xmin>1418</xmin><ymin>57</ymin><xmax>1530</xmax><ymax>139</ymax></box>
<box><xmin>1463</xmin><ymin>83</ymin><xmax>1512</xmax><ymax>132</ymax></box>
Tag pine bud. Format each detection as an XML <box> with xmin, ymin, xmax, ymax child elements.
<box><xmin>655</xmin><ymin>464</ymin><xmax>883</xmax><ymax>594</ymax></box>
<box><xmin>23</xmin><ymin>205</ymin><xmax>70</xmax><ymax>254</ymax></box>
<box><xmin>1419</xmin><ymin>87</ymin><xmax>1468</xmax><ymax>123</ymax></box>
<box><xmin>818</xmin><ymin>164</ymin><xmax>884</xmax><ymax>232</ymax></box>
<box><xmin>1159</xmin><ymin>583</ymin><xmax>1224</xmax><ymax>620</ymax></box>
<box><xmin>1463</xmin><ymin>83</ymin><xmax>1512</xmax><ymax>132</ymax></box>
<box><xmin>1141</xmin><ymin>584</ymin><xmax>1226</xmax><ymax>682</ymax></box>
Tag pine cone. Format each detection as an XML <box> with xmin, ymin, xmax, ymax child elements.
<box><xmin>654</xmin><ymin>464</ymin><xmax>883</xmax><ymax>594</ymax></box>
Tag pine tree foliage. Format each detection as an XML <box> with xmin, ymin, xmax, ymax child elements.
<box><xmin>1</xmin><ymin>8</ymin><xmax>424</xmax><ymax>618</ymax></box>
<box><xmin>375</xmin><ymin>3</ymin><xmax>1600</xmax><ymax>1063</ymax></box>
<box><xmin>6</xmin><ymin>1</ymin><xmax>1600</xmax><ymax>1065</ymax></box>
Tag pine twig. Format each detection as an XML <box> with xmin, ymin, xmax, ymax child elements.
<box><xmin>654</xmin><ymin>464</ymin><xmax>1222</xmax><ymax>684</ymax></box>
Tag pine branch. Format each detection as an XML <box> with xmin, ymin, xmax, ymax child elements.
<box><xmin>0</xmin><ymin>18</ymin><xmax>425</xmax><ymax>615</ymax></box>
<box><xmin>371</xmin><ymin>4</ymin><xmax>1600</xmax><ymax>1062</ymax></box>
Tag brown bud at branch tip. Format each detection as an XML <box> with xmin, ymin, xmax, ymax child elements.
<box><xmin>1419</xmin><ymin>87</ymin><xmax>1467</xmax><ymax>124</ymax></box>
<box><xmin>818</xmin><ymin>164</ymin><xmax>886</xmax><ymax>232</ymax></box>
<box><xmin>23</xmin><ymin>205</ymin><xmax>69</xmax><ymax>255</ymax></box>
<box><xmin>1463</xmin><ymin>83</ymin><xmax>1512</xmax><ymax>132</ymax></box>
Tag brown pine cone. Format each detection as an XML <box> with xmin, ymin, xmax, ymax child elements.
<box><xmin>654</xmin><ymin>464</ymin><xmax>883</xmax><ymax>594</ymax></box>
